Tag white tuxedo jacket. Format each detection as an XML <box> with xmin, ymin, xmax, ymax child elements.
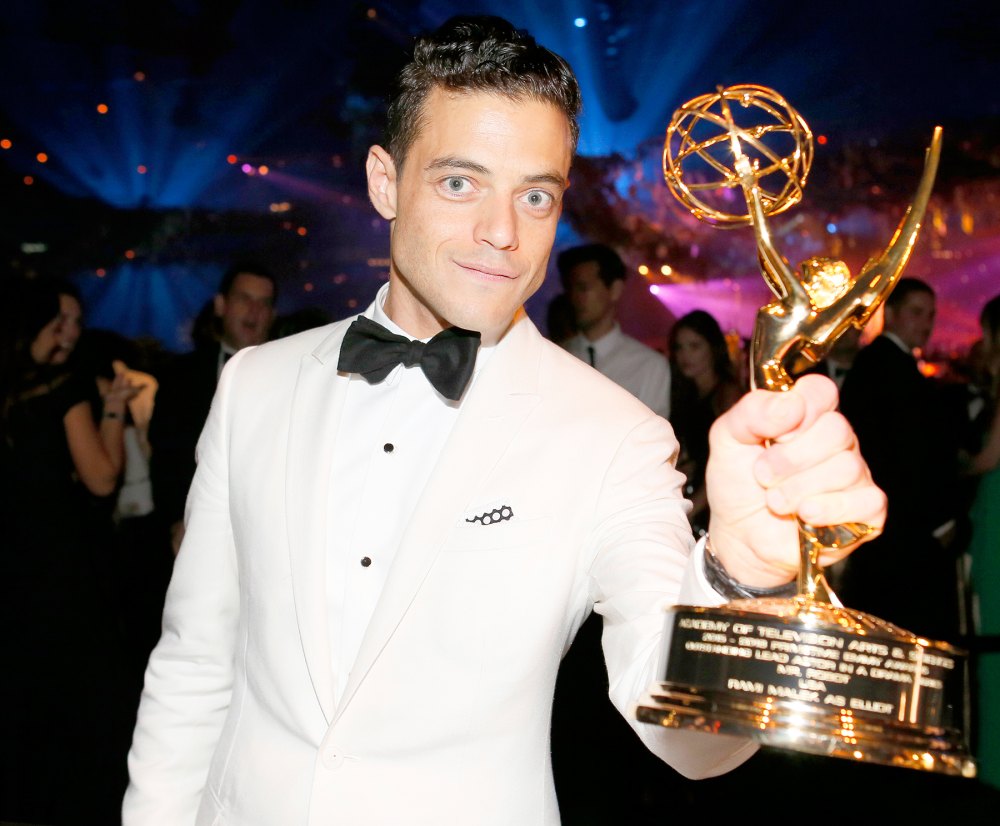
<box><xmin>124</xmin><ymin>311</ymin><xmax>755</xmax><ymax>825</ymax></box>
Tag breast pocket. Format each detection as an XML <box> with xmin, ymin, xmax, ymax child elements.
<box><xmin>440</xmin><ymin>515</ymin><xmax>555</xmax><ymax>553</ymax></box>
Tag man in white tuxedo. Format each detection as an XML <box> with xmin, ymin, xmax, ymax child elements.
<box><xmin>124</xmin><ymin>15</ymin><xmax>886</xmax><ymax>826</ymax></box>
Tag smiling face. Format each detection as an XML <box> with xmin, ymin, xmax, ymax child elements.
<box><xmin>368</xmin><ymin>88</ymin><xmax>573</xmax><ymax>343</ymax></box>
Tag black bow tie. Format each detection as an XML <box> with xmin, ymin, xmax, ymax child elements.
<box><xmin>337</xmin><ymin>316</ymin><xmax>481</xmax><ymax>401</ymax></box>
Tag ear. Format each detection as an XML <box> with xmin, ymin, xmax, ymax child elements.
<box><xmin>367</xmin><ymin>145</ymin><xmax>398</xmax><ymax>220</ymax></box>
<box><xmin>609</xmin><ymin>278</ymin><xmax>625</xmax><ymax>303</ymax></box>
<box><xmin>213</xmin><ymin>293</ymin><xmax>225</xmax><ymax>318</ymax></box>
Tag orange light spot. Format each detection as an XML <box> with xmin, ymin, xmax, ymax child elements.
<box><xmin>124</xmin><ymin>249</ymin><xmax>136</xmax><ymax>260</ymax></box>
<box><xmin>36</xmin><ymin>152</ymin><xmax>48</xmax><ymax>163</ymax></box>
<box><xmin>817</xmin><ymin>135</ymin><xmax>828</xmax><ymax>145</ymax></box>
<box><xmin>296</xmin><ymin>227</ymin><xmax>307</xmax><ymax>236</ymax></box>
<box><xmin>97</xmin><ymin>103</ymin><xmax>109</xmax><ymax>114</ymax></box>
<box><xmin>0</xmin><ymin>139</ymin><xmax>11</xmax><ymax>149</ymax></box>
<box><xmin>258</xmin><ymin>165</ymin><xmax>269</xmax><ymax>175</ymax></box>
<box><xmin>303</xmin><ymin>282</ymin><xmax>314</xmax><ymax>292</ymax></box>
<box><xmin>226</xmin><ymin>154</ymin><xmax>238</xmax><ymax>164</ymax></box>
<box><xmin>23</xmin><ymin>175</ymin><xmax>34</xmax><ymax>185</ymax></box>
<box><xmin>137</xmin><ymin>165</ymin><xmax>147</xmax><ymax>174</ymax></box>
<box><xmin>96</xmin><ymin>268</ymin><xmax>107</xmax><ymax>277</ymax></box>
<box><xmin>133</xmin><ymin>71</ymin><xmax>146</xmax><ymax>82</ymax></box>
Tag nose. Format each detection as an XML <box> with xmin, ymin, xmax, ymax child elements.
<box><xmin>474</xmin><ymin>196</ymin><xmax>518</xmax><ymax>250</ymax></box>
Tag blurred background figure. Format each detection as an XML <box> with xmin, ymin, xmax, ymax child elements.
<box><xmin>48</xmin><ymin>278</ymin><xmax>84</xmax><ymax>367</ymax></box>
<box><xmin>557</xmin><ymin>242</ymin><xmax>671</xmax><ymax>419</ymax></box>
<box><xmin>75</xmin><ymin>326</ymin><xmax>165</xmax><ymax>709</ymax></box>
<box><xmin>964</xmin><ymin>292</ymin><xmax>1000</xmax><ymax>793</ymax></box>
<box><xmin>0</xmin><ymin>275</ymin><xmax>137</xmax><ymax>826</ymax></box>
<box><xmin>667</xmin><ymin>309</ymin><xmax>744</xmax><ymax>538</ymax></box>
<box><xmin>148</xmin><ymin>260</ymin><xmax>277</xmax><ymax>556</ymax></box>
<box><xmin>839</xmin><ymin>278</ymin><xmax>968</xmax><ymax>642</ymax></box>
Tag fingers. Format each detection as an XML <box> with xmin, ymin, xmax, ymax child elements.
<box><xmin>752</xmin><ymin>406</ymin><xmax>887</xmax><ymax>532</ymax></box>
<box><xmin>754</xmin><ymin>409</ymin><xmax>856</xmax><ymax>492</ymax></box>
<box><xmin>799</xmin><ymin>486</ymin><xmax>887</xmax><ymax>535</ymax></box>
<box><xmin>717</xmin><ymin>373</ymin><xmax>838</xmax><ymax>448</ymax></box>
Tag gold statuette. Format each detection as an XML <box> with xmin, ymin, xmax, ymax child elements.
<box><xmin>635</xmin><ymin>85</ymin><xmax>975</xmax><ymax>778</ymax></box>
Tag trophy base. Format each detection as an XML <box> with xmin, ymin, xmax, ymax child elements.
<box><xmin>634</xmin><ymin>598</ymin><xmax>976</xmax><ymax>778</ymax></box>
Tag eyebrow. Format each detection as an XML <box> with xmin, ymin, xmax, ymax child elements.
<box><xmin>426</xmin><ymin>155</ymin><xmax>567</xmax><ymax>190</ymax></box>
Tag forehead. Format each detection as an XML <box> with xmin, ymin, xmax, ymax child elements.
<box><xmin>898</xmin><ymin>291</ymin><xmax>935</xmax><ymax>312</ymax></box>
<box><xmin>676</xmin><ymin>327</ymin><xmax>707</xmax><ymax>344</ymax></box>
<box><xmin>409</xmin><ymin>87</ymin><xmax>573</xmax><ymax>172</ymax></box>
<box><xmin>567</xmin><ymin>261</ymin><xmax>602</xmax><ymax>282</ymax></box>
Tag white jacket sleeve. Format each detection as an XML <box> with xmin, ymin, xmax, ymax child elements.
<box><xmin>589</xmin><ymin>413</ymin><xmax>758</xmax><ymax>779</ymax></box>
<box><xmin>123</xmin><ymin>352</ymin><xmax>244</xmax><ymax>825</ymax></box>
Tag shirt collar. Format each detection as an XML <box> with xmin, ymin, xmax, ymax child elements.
<box><xmin>580</xmin><ymin>322</ymin><xmax>623</xmax><ymax>359</ymax></box>
<box><xmin>881</xmin><ymin>331</ymin><xmax>915</xmax><ymax>356</ymax></box>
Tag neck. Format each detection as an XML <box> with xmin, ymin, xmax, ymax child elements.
<box><xmin>693</xmin><ymin>373</ymin><xmax>716</xmax><ymax>396</ymax></box>
<box><xmin>580</xmin><ymin>316</ymin><xmax>615</xmax><ymax>342</ymax></box>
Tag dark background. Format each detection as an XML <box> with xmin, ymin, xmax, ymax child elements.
<box><xmin>1</xmin><ymin>0</ymin><xmax>997</xmax><ymax>353</ymax></box>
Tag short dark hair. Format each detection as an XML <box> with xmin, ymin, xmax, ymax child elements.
<box><xmin>217</xmin><ymin>261</ymin><xmax>278</xmax><ymax>303</ymax></box>
<box><xmin>556</xmin><ymin>243</ymin><xmax>626</xmax><ymax>289</ymax></box>
<box><xmin>384</xmin><ymin>15</ymin><xmax>581</xmax><ymax>170</ymax></box>
<box><xmin>886</xmin><ymin>277</ymin><xmax>934</xmax><ymax>310</ymax></box>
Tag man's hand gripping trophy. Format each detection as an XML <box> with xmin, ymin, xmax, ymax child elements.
<box><xmin>664</xmin><ymin>84</ymin><xmax>942</xmax><ymax>616</ymax></box>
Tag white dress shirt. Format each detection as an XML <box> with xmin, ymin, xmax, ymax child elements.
<box><xmin>326</xmin><ymin>284</ymin><xmax>494</xmax><ymax>698</ymax></box>
<box><xmin>562</xmin><ymin>324</ymin><xmax>671</xmax><ymax>419</ymax></box>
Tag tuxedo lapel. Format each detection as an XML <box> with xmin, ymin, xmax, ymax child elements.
<box><xmin>285</xmin><ymin>320</ymin><xmax>352</xmax><ymax>723</ymax></box>
<box><xmin>335</xmin><ymin>313</ymin><xmax>543</xmax><ymax>719</ymax></box>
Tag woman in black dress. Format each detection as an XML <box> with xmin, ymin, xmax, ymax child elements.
<box><xmin>668</xmin><ymin>310</ymin><xmax>745</xmax><ymax>537</ymax></box>
<box><xmin>1</xmin><ymin>277</ymin><xmax>137</xmax><ymax>826</ymax></box>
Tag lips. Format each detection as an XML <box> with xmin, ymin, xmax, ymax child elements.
<box><xmin>456</xmin><ymin>261</ymin><xmax>516</xmax><ymax>279</ymax></box>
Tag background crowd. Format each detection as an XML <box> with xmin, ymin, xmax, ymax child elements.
<box><xmin>1</xmin><ymin>248</ymin><xmax>998</xmax><ymax>825</ymax></box>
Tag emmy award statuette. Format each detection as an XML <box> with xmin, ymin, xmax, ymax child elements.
<box><xmin>634</xmin><ymin>85</ymin><xmax>976</xmax><ymax>777</ymax></box>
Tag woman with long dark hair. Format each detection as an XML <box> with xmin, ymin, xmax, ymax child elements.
<box><xmin>667</xmin><ymin>309</ymin><xmax>744</xmax><ymax>537</ymax></box>
<box><xmin>0</xmin><ymin>276</ymin><xmax>137</xmax><ymax>826</ymax></box>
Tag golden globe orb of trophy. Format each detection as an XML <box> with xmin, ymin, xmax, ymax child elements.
<box><xmin>634</xmin><ymin>84</ymin><xmax>977</xmax><ymax>778</ymax></box>
<box><xmin>662</xmin><ymin>84</ymin><xmax>813</xmax><ymax>226</ymax></box>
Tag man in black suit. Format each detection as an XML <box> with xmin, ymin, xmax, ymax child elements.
<box><xmin>149</xmin><ymin>262</ymin><xmax>277</xmax><ymax>554</ymax></box>
<box><xmin>838</xmin><ymin>278</ymin><xmax>966</xmax><ymax>641</ymax></box>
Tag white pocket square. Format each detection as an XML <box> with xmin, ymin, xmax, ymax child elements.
<box><xmin>463</xmin><ymin>503</ymin><xmax>514</xmax><ymax>526</ymax></box>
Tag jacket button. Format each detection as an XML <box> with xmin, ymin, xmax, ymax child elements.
<box><xmin>321</xmin><ymin>748</ymin><xmax>344</xmax><ymax>770</ymax></box>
